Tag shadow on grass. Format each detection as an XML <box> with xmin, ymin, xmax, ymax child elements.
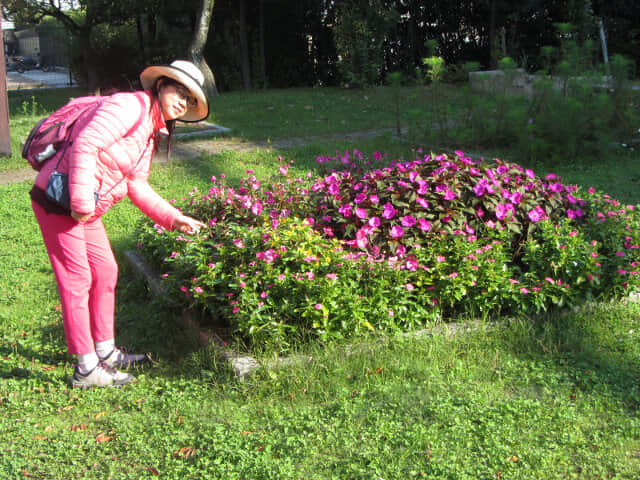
<box><xmin>499</xmin><ymin>302</ymin><xmax>640</xmax><ymax>412</ymax></box>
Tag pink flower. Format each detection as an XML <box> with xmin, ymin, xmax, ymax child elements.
<box><xmin>528</xmin><ymin>206</ymin><xmax>547</xmax><ymax>223</ymax></box>
<box><xmin>355</xmin><ymin>208</ymin><xmax>368</xmax><ymax>219</ymax></box>
<box><xmin>260</xmin><ymin>291</ymin><xmax>269</xmax><ymax>299</ymax></box>
<box><xmin>194</xmin><ymin>287</ymin><xmax>203</xmax><ymax>294</ymax></box>
<box><xmin>405</xmin><ymin>283</ymin><xmax>415</xmax><ymax>291</ymax></box>
<box><xmin>436</xmin><ymin>255</ymin><xmax>446</xmax><ymax>262</ymax></box>
<box><xmin>382</xmin><ymin>203</ymin><xmax>397</xmax><ymax>220</ymax></box>
<box><xmin>390</xmin><ymin>225</ymin><xmax>405</xmax><ymax>238</ymax></box>
<box><xmin>418</xmin><ymin>218</ymin><xmax>431</xmax><ymax>231</ymax></box>
<box><xmin>369</xmin><ymin>217</ymin><xmax>381</xmax><ymax>228</ymax></box>
<box><xmin>416</xmin><ymin>197</ymin><xmax>430</xmax><ymax>209</ymax></box>
<box><xmin>314</xmin><ymin>303</ymin><xmax>323</xmax><ymax>310</ymax></box>
<box><xmin>326</xmin><ymin>273</ymin><xmax>338</xmax><ymax>280</ymax></box>
<box><xmin>233</xmin><ymin>239</ymin><xmax>245</xmax><ymax>248</ymax></box>
<box><xmin>444</xmin><ymin>189</ymin><xmax>456</xmax><ymax>200</ymax></box>
<box><xmin>401</xmin><ymin>216</ymin><xmax>416</xmax><ymax>227</ymax></box>
<box><xmin>520</xmin><ymin>287</ymin><xmax>529</xmax><ymax>294</ymax></box>
<box><xmin>616</xmin><ymin>251</ymin><xmax>626</xmax><ymax>257</ymax></box>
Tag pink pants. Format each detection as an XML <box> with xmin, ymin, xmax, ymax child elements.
<box><xmin>32</xmin><ymin>201</ymin><xmax>117</xmax><ymax>355</ymax></box>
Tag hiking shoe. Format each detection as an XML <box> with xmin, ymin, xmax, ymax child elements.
<box><xmin>71</xmin><ymin>364</ymin><xmax>134</xmax><ymax>388</ymax></box>
<box><xmin>100</xmin><ymin>347</ymin><xmax>153</xmax><ymax>369</ymax></box>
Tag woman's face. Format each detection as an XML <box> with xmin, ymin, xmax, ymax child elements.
<box><xmin>158</xmin><ymin>80</ymin><xmax>197</xmax><ymax>121</ymax></box>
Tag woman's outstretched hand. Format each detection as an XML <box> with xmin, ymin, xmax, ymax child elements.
<box><xmin>173</xmin><ymin>214</ymin><xmax>206</xmax><ymax>235</ymax></box>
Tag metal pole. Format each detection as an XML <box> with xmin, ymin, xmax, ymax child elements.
<box><xmin>0</xmin><ymin>11</ymin><xmax>12</xmax><ymax>157</ymax></box>
<box><xmin>599</xmin><ymin>19</ymin><xmax>610</xmax><ymax>76</ymax></box>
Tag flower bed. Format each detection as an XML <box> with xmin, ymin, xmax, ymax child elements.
<box><xmin>135</xmin><ymin>150</ymin><xmax>640</xmax><ymax>348</ymax></box>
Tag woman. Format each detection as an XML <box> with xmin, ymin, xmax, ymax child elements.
<box><xmin>30</xmin><ymin>60</ymin><xmax>208</xmax><ymax>388</ymax></box>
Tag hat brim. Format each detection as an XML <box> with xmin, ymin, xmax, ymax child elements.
<box><xmin>140</xmin><ymin>65</ymin><xmax>210</xmax><ymax>122</ymax></box>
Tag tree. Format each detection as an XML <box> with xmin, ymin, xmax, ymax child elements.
<box><xmin>187</xmin><ymin>0</ymin><xmax>219</xmax><ymax>98</ymax></box>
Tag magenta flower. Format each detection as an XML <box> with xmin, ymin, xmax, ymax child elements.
<box><xmin>406</xmin><ymin>256</ymin><xmax>419</xmax><ymax>271</ymax></box>
<box><xmin>528</xmin><ymin>206</ymin><xmax>547</xmax><ymax>223</ymax></box>
<box><xmin>355</xmin><ymin>208</ymin><xmax>368</xmax><ymax>219</ymax></box>
<box><xmin>444</xmin><ymin>189</ymin><xmax>456</xmax><ymax>201</ymax></box>
<box><xmin>251</xmin><ymin>201</ymin><xmax>263</xmax><ymax>215</ymax></box>
<box><xmin>339</xmin><ymin>204</ymin><xmax>353</xmax><ymax>218</ymax></box>
<box><xmin>418</xmin><ymin>218</ymin><xmax>431</xmax><ymax>231</ymax></box>
<box><xmin>356</xmin><ymin>229</ymin><xmax>369</xmax><ymax>249</ymax></box>
<box><xmin>401</xmin><ymin>215</ymin><xmax>416</xmax><ymax>227</ymax></box>
<box><xmin>495</xmin><ymin>203</ymin><xmax>513</xmax><ymax>221</ymax></box>
<box><xmin>369</xmin><ymin>217</ymin><xmax>381</xmax><ymax>228</ymax></box>
<box><xmin>390</xmin><ymin>225</ymin><xmax>405</xmax><ymax>238</ymax></box>
<box><xmin>416</xmin><ymin>197</ymin><xmax>430</xmax><ymax>209</ymax></box>
<box><xmin>549</xmin><ymin>183</ymin><xmax>564</xmax><ymax>193</ymax></box>
<box><xmin>382</xmin><ymin>203</ymin><xmax>398</xmax><ymax>220</ymax></box>
<box><xmin>354</xmin><ymin>193</ymin><xmax>367</xmax><ymax>204</ymax></box>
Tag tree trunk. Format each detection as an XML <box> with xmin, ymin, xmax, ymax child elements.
<box><xmin>489</xmin><ymin>0</ymin><xmax>498</xmax><ymax>69</ymax></box>
<box><xmin>188</xmin><ymin>0</ymin><xmax>219</xmax><ymax>99</ymax></box>
<box><xmin>258</xmin><ymin>0</ymin><xmax>266</xmax><ymax>88</ymax></box>
<box><xmin>0</xmin><ymin>13</ymin><xmax>12</xmax><ymax>157</ymax></box>
<box><xmin>239</xmin><ymin>0</ymin><xmax>252</xmax><ymax>89</ymax></box>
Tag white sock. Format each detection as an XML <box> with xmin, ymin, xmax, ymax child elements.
<box><xmin>77</xmin><ymin>353</ymin><xmax>99</xmax><ymax>374</ymax></box>
<box><xmin>95</xmin><ymin>339</ymin><xmax>116</xmax><ymax>359</ymax></box>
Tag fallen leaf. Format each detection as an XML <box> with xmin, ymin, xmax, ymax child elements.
<box><xmin>240</xmin><ymin>431</ymin><xmax>254</xmax><ymax>435</ymax></box>
<box><xmin>95</xmin><ymin>433</ymin><xmax>113</xmax><ymax>443</ymax></box>
<box><xmin>44</xmin><ymin>425</ymin><xmax>53</xmax><ymax>432</ymax></box>
<box><xmin>146</xmin><ymin>467</ymin><xmax>160</xmax><ymax>476</ymax></box>
<box><xmin>57</xmin><ymin>405</ymin><xmax>73</xmax><ymax>413</ymax></box>
<box><xmin>33</xmin><ymin>436</ymin><xmax>48</xmax><ymax>441</ymax></box>
<box><xmin>71</xmin><ymin>424</ymin><xmax>87</xmax><ymax>432</ymax></box>
<box><xmin>39</xmin><ymin>365</ymin><xmax>56</xmax><ymax>371</ymax></box>
<box><xmin>365</xmin><ymin>366</ymin><xmax>384</xmax><ymax>376</ymax></box>
<box><xmin>508</xmin><ymin>455</ymin><xmax>519</xmax><ymax>463</ymax></box>
<box><xmin>174</xmin><ymin>446</ymin><xmax>196</xmax><ymax>458</ymax></box>
<box><xmin>94</xmin><ymin>411</ymin><xmax>107</xmax><ymax>420</ymax></box>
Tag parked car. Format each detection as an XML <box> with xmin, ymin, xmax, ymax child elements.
<box><xmin>6</xmin><ymin>56</ymin><xmax>40</xmax><ymax>73</ymax></box>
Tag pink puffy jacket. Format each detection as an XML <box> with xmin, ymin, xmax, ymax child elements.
<box><xmin>34</xmin><ymin>91</ymin><xmax>180</xmax><ymax>230</ymax></box>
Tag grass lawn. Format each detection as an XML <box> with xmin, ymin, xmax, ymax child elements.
<box><xmin>1</xmin><ymin>85</ymin><xmax>640</xmax><ymax>478</ymax></box>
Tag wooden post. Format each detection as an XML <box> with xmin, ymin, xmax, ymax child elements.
<box><xmin>0</xmin><ymin>12</ymin><xmax>12</xmax><ymax>157</ymax></box>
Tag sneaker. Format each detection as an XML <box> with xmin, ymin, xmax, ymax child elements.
<box><xmin>100</xmin><ymin>347</ymin><xmax>152</xmax><ymax>369</ymax></box>
<box><xmin>71</xmin><ymin>364</ymin><xmax>134</xmax><ymax>388</ymax></box>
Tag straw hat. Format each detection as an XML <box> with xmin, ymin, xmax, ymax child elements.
<box><xmin>140</xmin><ymin>60</ymin><xmax>210</xmax><ymax>122</ymax></box>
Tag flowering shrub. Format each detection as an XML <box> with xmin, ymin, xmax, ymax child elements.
<box><xmin>135</xmin><ymin>151</ymin><xmax>640</xmax><ymax>347</ymax></box>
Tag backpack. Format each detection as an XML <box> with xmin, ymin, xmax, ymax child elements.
<box><xmin>22</xmin><ymin>96</ymin><xmax>105</xmax><ymax>171</ymax></box>
<box><xmin>22</xmin><ymin>93</ymin><xmax>147</xmax><ymax>171</ymax></box>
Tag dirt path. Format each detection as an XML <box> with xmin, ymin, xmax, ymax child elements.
<box><xmin>0</xmin><ymin>127</ymin><xmax>403</xmax><ymax>185</ymax></box>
